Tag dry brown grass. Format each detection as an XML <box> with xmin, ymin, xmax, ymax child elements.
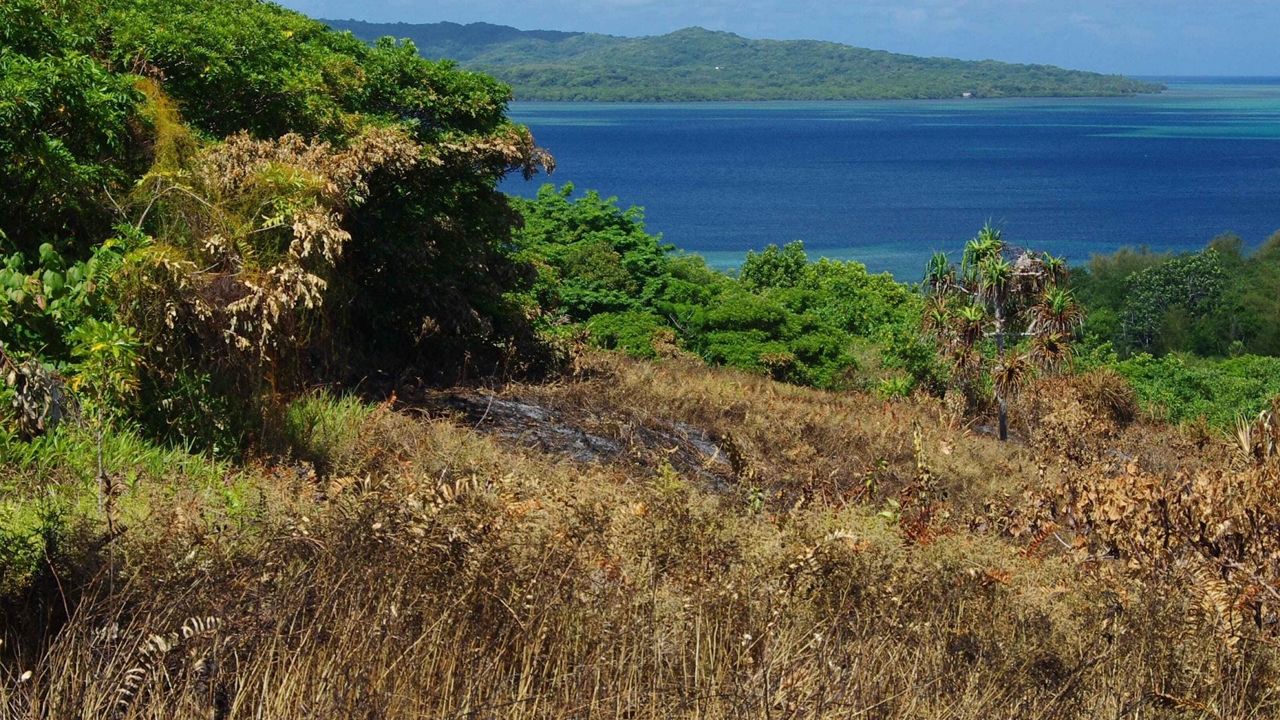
<box><xmin>4</xmin><ymin>352</ymin><xmax>1279</xmax><ymax>718</ymax></box>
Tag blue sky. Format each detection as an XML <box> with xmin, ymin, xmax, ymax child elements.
<box><xmin>277</xmin><ymin>0</ymin><xmax>1279</xmax><ymax>76</ymax></box>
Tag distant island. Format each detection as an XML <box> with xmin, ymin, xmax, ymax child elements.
<box><xmin>325</xmin><ymin>20</ymin><xmax>1165</xmax><ymax>102</ymax></box>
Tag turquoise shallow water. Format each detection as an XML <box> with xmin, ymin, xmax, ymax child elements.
<box><xmin>503</xmin><ymin>79</ymin><xmax>1280</xmax><ymax>280</ymax></box>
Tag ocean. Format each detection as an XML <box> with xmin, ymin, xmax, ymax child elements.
<box><xmin>503</xmin><ymin>78</ymin><xmax>1280</xmax><ymax>280</ymax></box>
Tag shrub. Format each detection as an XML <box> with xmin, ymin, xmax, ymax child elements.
<box><xmin>0</xmin><ymin>422</ymin><xmax>231</xmax><ymax>603</ymax></box>
<box><xmin>0</xmin><ymin>495</ymin><xmax>65</xmax><ymax>599</ymax></box>
<box><xmin>0</xmin><ymin>0</ymin><xmax>144</xmax><ymax>257</ymax></box>
<box><xmin>739</xmin><ymin>240</ymin><xmax>807</xmax><ymax>290</ymax></box>
<box><xmin>1</xmin><ymin>0</ymin><xmax>557</xmax><ymax>450</ymax></box>
<box><xmin>1012</xmin><ymin>369</ymin><xmax>1138</xmax><ymax>461</ymax></box>
<box><xmin>1075</xmin><ymin>366</ymin><xmax>1138</xmax><ymax>425</ymax></box>
<box><xmin>283</xmin><ymin>392</ymin><xmax>376</xmax><ymax>477</ymax></box>
<box><xmin>1113</xmin><ymin>353</ymin><xmax>1280</xmax><ymax>428</ymax></box>
<box><xmin>876</xmin><ymin>376</ymin><xmax>913</xmax><ymax>399</ymax></box>
<box><xmin>512</xmin><ymin>190</ymin><xmax>906</xmax><ymax>390</ymax></box>
<box><xmin>586</xmin><ymin>311</ymin><xmax>668</xmax><ymax>359</ymax></box>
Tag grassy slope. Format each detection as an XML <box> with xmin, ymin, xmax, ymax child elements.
<box><xmin>4</xmin><ymin>351</ymin><xmax>1273</xmax><ymax>718</ymax></box>
<box><xmin>326</xmin><ymin>21</ymin><xmax>1164</xmax><ymax>101</ymax></box>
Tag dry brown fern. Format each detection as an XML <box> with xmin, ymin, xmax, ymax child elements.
<box><xmin>111</xmin><ymin>616</ymin><xmax>222</xmax><ymax>720</ymax></box>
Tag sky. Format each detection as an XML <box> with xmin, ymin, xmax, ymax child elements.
<box><xmin>276</xmin><ymin>0</ymin><xmax>1279</xmax><ymax>76</ymax></box>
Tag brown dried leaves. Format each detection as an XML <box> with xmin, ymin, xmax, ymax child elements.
<box><xmin>130</xmin><ymin>127</ymin><xmax>419</xmax><ymax>364</ymax></box>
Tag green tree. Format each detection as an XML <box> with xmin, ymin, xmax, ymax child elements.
<box><xmin>740</xmin><ymin>241</ymin><xmax>808</xmax><ymax>291</ymax></box>
<box><xmin>924</xmin><ymin>225</ymin><xmax>1082</xmax><ymax>440</ymax></box>
<box><xmin>1</xmin><ymin>0</ymin><xmax>556</xmax><ymax>452</ymax></box>
<box><xmin>1119</xmin><ymin>250</ymin><xmax>1224</xmax><ymax>353</ymax></box>
<box><xmin>0</xmin><ymin>0</ymin><xmax>143</xmax><ymax>257</ymax></box>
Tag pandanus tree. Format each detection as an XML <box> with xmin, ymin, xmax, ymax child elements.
<box><xmin>923</xmin><ymin>224</ymin><xmax>1083</xmax><ymax>440</ymax></box>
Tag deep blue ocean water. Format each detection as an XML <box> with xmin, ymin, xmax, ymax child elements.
<box><xmin>502</xmin><ymin>78</ymin><xmax>1280</xmax><ymax>280</ymax></box>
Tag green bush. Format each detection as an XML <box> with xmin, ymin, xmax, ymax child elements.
<box><xmin>740</xmin><ymin>240</ymin><xmax>807</xmax><ymax>291</ymax></box>
<box><xmin>511</xmin><ymin>186</ymin><xmax>920</xmax><ymax>391</ymax></box>
<box><xmin>586</xmin><ymin>311</ymin><xmax>668</xmax><ymax>359</ymax></box>
<box><xmin>1</xmin><ymin>0</ymin><xmax>555</xmax><ymax>452</ymax></box>
<box><xmin>0</xmin><ymin>422</ymin><xmax>232</xmax><ymax>599</ymax></box>
<box><xmin>283</xmin><ymin>392</ymin><xmax>376</xmax><ymax>476</ymax></box>
<box><xmin>0</xmin><ymin>0</ymin><xmax>144</xmax><ymax>257</ymax></box>
<box><xmin>1112</xmin><ymin>353</ymin><xmax>1280</xmax><ymax>428</ymax></box>
<box><xmin>0</xmin><ymin>494</ymin><xmax>65</xmax><ymax>598</ymax></box>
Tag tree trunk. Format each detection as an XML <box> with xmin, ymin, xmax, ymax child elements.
<box><xmin>996</xmin><ymin>311</ymin><xmax>1008</xmax><ymax>442</ymax></box>
<box><xmin>998</xmin><ymin>394</ymin><xmax>1008</xmax><ymax>441</ymax></box>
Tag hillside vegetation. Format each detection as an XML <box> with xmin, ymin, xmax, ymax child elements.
<box><xmin>5</xmin><ymin>1</ymin><xmax>1280</xmax><ymax>718</ymax></box>
<box><xmin>326</xmin><ymin>21</ymin><xmax>1164</xmax><ymax>101</ymax></box>
<box><xmin>1072</xmin><ymin>234</ymin><xmax>1280</xmax><ymax>426</ymax></box>
<box><xmin>11</xmin><ymin>349</ymin><xmax>1280</xmax><ymax>718</ymax></box>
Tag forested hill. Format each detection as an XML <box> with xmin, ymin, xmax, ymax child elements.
<box><xmin>325</xmin><ymin>20</ymin><xmax>1164</xmax><ymax>101</ymax></box>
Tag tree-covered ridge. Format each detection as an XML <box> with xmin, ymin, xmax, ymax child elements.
<box><xmin>326</xmin><ymin>21</ymin><xmax>1164</xmax><ymax>102</ymax></box>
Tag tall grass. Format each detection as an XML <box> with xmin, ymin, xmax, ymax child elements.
<box><xmin>282</xmin><ymin>390</ymin><xmax>378</xmax><ymax>477</ymax></box>
<box><xmin>3</xmin><ymin>353</ymin><xmax>1279</xmax><ymax>718</ymax></box>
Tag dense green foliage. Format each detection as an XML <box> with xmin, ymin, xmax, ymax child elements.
<box><xmin>1</xmin><ymin>0</ymin><xmax>557</xmax><ymax>453</ymax></box>
<box><xmin>1069</xmin><ymin>232</ymin><xmax>1280</xmax><ymax>427</ymax></box>
<box><xmin>1107</xmin><ymin>352</ymin><xmax>1280</xmax><ymax>429</ymax></box>
<box><xmin>328</xmin><ymin>21</ymin><xmax>1164</xmax><ymax>102</ymax></box>
<box><xmin>510</xmin><ymin>185</ymin><xmax>928</xmax><ymax>390</ymax></box>
<box><xmin>0</xmin><ymin>0</ymin><xmax>145</xmax><ymax>258</ymax></box>
<box><xmin>1074</xmin><ymin>233</ymin><xmax>1280</xmax><ymax>358</ymax></box>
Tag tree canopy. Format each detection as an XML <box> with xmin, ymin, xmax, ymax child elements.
<box><xmin>328</xmin><ymin>21</ymin><xmax>1165</xmax><ymax>102</ymax></box>
<box><xmin>510</xmin><ymin>185</ymin><xmax>923</xmax><ymax>391</ymax></box>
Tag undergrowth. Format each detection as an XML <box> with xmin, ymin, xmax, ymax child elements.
<box><xmin>3</xmin><ymin>353</ymin><xmax>1278</xmax><ymax>718</ymax></box>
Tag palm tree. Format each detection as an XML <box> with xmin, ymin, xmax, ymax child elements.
<box><xmin>954</xmin><ymin>303</ymin><xmax>987</xmax><ymax>350</ymax></box>
<box><xmin>963</xmin><ymin>224</ymin><xmax>1004</xmax><ymax>271</ymax></box>
<box><xmin>924</xmin><ymin>251</ymin><xmax>954</xmax><ymax>293</ymax></box>
<box><xmin>920</xmin><ymin>224</ymin><xmax>1077</xmax><ymax>441</ymax></box>
<box><xmin>1041</xmin><ymin>253</ymin><xmax>1070</xmax><ymax>286</ymax></box>
<box><xmin>971</xmin><ymin>255</ymin><xmax>1018</xmax><ymax>438</ymax></box>
<box><xmin>921</xmin><ymin>294</ymin><xmax>952</xmax><ymax>340</ymax></box>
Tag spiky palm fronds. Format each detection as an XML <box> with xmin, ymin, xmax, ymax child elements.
<box><xmin>949</xmin><ymin>346</ymin><xmax>984</xmax><ymax>383</ymax></box>
<box><xmin>963</xmin><ymin>223</ymin><xmax>1004</xmax><ymax>265</ymax></box>
<box><xmin>1030</xmin><ymin>288</ymin><xmax>1085</xmax><ymax>338</ymax></box>
<box><xmin>921</xmin><ymin>225</ymin><xmax>1080</xmax><ymax>442</ymax></box>
<box><xmin>1235</xmin><ymin>414</ymin><xmax>1259</xmax><ymax>459</ymax></box>
<box><xmin>921</xmin><ymin>295</ymin><xmax>952</xmax><ymax>340</ymax></box>
<box><xmin>976</xmin><ymin>256</ymin><xmax>1012</xmax><ymax>308</ymax></box>
<box><xmin>954</xmin><ymin>303</ymin><xmax>988</xmax><ymax>350</ymax></box>
<box><xmin>1041</xmin><ymin>252</ymin><xmax>1069</xmax><ymax>286</ymax></box>
<box><xmin>960</xmin><ymin>224</ymin><xmax>1004</xmax><ymax>284</ymax></box>
<box><xmin>1234</xmin><ymin>399</ymin><xmax>1280</xmax><ymax>463</ymax></box>
<box><xmin>1027</xmin><ymin>332</ymin><xmax>1075</xmax><ymax>374</ymax></box>
<box><xmin>924</xmin><ymin>251</ymin><xmax>954</xmax><ymax>294</ymax></box>
<box><xmin>992</xmin><ymin>352</ymin><xmax>1032</xmax><ymax>402</ymax></box>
